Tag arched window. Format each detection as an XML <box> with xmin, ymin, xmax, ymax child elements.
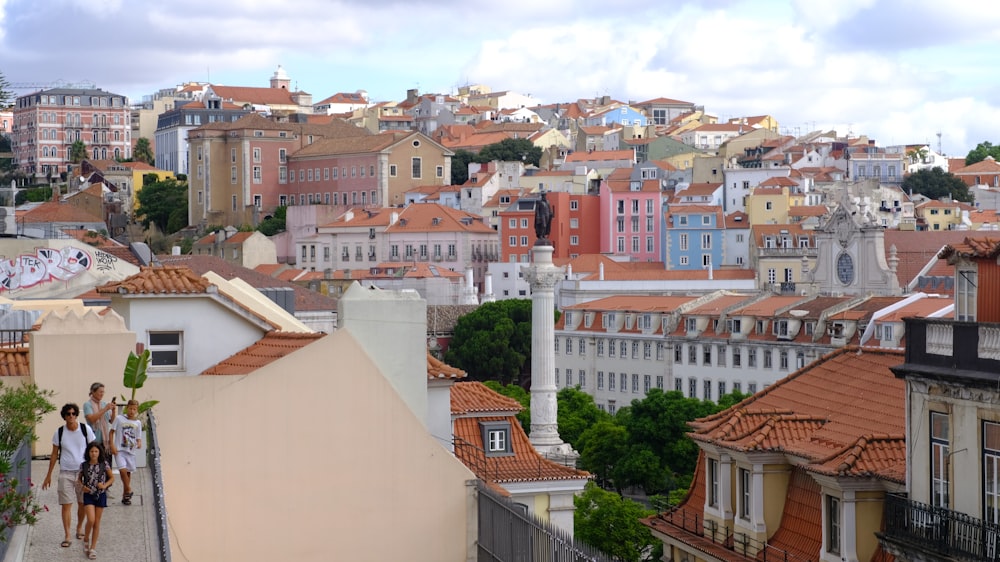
<box><xmin>42</xmin><ymin>147</ymin><xmax>49</xmax><ymax>157</ymax></box>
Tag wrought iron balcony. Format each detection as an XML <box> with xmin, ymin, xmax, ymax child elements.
<box><xmin>881</xmin><ymin>493</ymin><xmax>1000</xmax><ymax>561</ymax></box>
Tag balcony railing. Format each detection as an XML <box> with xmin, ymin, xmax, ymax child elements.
<box><xmin>654</xmin><ymin>507</ymin><xmax>815</xmax><ymax>562</ymax></box>
<box><xmin>899</xmin><ymin>318</ymin><xmax>1000</xmax><ymax>383</ymax></box>
<box><xmin>881</xmin><ymin>493</ymin><xmax>1000</xmax><ymax>561</ymax></box>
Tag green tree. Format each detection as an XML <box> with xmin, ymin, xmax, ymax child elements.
<box><xmin>69</xmin><ymin>140</ymin><xmax>88</xmax><ymax>163</ymax></box>
<box><xmin>444</xmin><ymin>299</ymin><xmax>533</xmax><ymax>385</ymax></box>
<box><xmin>476</xmin><ymin>138</ymin><xmax>542</xmax><ymax>167</ymax></box>
<box><xmin>0</xmin><ymin>381</ymin><xmax>56</xmax><ymax>540</ymax></box>
<box><xmin>965</xmin><ymin>141</ymin><xmax>1000</xmax><ymax>166</ymax></box>
<box><xmin>900</xmin><ymin>167</ymin><xmax>972</xmax><ymax>203</ymax></box>
<box><xmin>0</xmin><ymin>70</ymin><xmax>11</xmax><ymax>109</ymax></box>
<box><xmin>133</xmin><ymin>137</ymin><xmax>154</xmax><ymax>164</ymax></box>
<box><xmin>615</xmin><ymin>389</ymin><xmax>720</xmax><ymax>492</ymax></box>
<box><xmin>136</xmin><ymin>178</ymin><xmax>188</xmax><ymax>234</ymax></box>
<box><xmin>556</xmin><ymin>386</ymin><xmax>611</xmax><ymax>448</ymax></box>
<box><xmin>257</xmin><ymin>205</ymin><xmax>287</xmax><ymax>236</ymax></box>
<box><xmin>717</xmin><ymin>390</ymin><xmax>751</xmax><ymax>410</ymax></box>
<box><xmin>577</xmin><ymin>420</ymin><xmax>629</xmax><ymax>490</ymax></box>
<box><xmin>574</xmin><ymin>482</ymin><xmax>660</xmax><ymax>562</ymax></box>
<box><xmin>451</xmin><ymin>149</ymin><xmax>476</xmax><ymax>185</ymax></box>
<box><xmin>483</xmin><ymin>380</ymin><xmax>531</xmax><ymax>431</ymax></box>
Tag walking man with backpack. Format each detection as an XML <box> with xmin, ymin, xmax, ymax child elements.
<box><xmin>42</xmin><ymin>403</ymin><xmax>94</xmax><ymax>548</ymax></box>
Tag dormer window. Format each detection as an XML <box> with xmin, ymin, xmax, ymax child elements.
<box><xmin>625</xmin><ymin>314</ymin><xmax>634</xmax><ymax>330</ymax></box>
<box><xmin>773</xmin><ymin>320</ymin><xmax>789</xmax><ymax>337</ymax></box>
<box><xmin>756</xmin><ymin>320</ymin><xmax>767</xmax><ymax>334</ymax></box>
<box><xmin>726</xmin><ymin>318</ymin><xmax>742</xmax><ymax>333</ymax></box>
<box><xmin>685</xmin><ymin>317</ymin><xmax>698</xmax><ymax>332</ymax></box>
<box><xmin>956</xmin><ymin>267</ymin><xmax>977</xmax><ymax>321</ymax></box>
<box><xmin>584</xmin><ymin>313</ymin><xmax>594</xmax><ymax>328</ymax></box>
<box><xmin>603</xmin><ymin>312</ymin><xmax>616</xmax><ymax>328</ymax></box>
<box><xmin>479</xmin><ymin>421</ymin><xmax>513</xmax><ymax>456</ymax></box>
<box><xmin>829</xmin><ymin>322</ymin><xmax>845</xmax><ymax>337</ymax></box>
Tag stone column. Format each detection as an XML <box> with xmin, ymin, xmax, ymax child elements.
<box><xmin>522</xmin><ymin>244</ymin><xmax>575</xmax><ymax>458</ymax></box>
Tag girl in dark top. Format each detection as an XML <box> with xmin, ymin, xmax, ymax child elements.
<box><xmin>79</xmin><ymin>442</ymin><xmax>114</xmax><ymax>559</ymax></box>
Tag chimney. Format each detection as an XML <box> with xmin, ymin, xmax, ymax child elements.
<box><xmin>598</xmin><ymin>262</ymin><xmax>604</xmax><ymax>281</ymax></box>
<box><xmin>465</xmin><ymin>267</ymin><xmax>474</xmax><ymax>290</ymax></box>
<box><xmin>484</xmin><ymin>273</ymin><xmax>493</xmax><ymax>295</ymax></box>
<box><xmin>216</xmin><ymin>230</ymin><xmax>226</xmax><ymax>243</ymax></box>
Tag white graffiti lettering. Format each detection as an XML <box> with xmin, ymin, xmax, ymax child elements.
<box><xmin>0</xmin><ymin>246</ymin><xmax>95</xmax><ymax>292</ymax></box>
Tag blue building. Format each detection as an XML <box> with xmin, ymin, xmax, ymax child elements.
<box><xmin>663</xmin><ymin>204</ymin><xmax>726</xmax><ymax>270</ymax></box>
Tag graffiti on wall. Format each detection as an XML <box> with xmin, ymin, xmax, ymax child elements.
<box><xmin>0</xmin><ymin>246</ymin><xmax>97</xmax><ymax>292</ymax></box>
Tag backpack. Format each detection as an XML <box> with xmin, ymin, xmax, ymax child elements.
<box><xmin>57</xmin><ymin>424</ymin><xmax>92</xmax><ymax>461</ymax></box>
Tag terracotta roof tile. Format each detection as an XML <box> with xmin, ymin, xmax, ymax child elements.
<box><xmin>156</xmin><ymin>255</ymin><xmax>338</xmax><ymax>312</ymax></box>
<box><xmin>689</xmin><ymin>347</ymin><xmax>906</xmax><ymax>483</ymax></box>
<box><xmin>564</xmin><ymin>150</ymin><xmax>634</xmax><ymax>163</ymax></box>
<box><xmin>761</xmin><ymin>468</ymin><xmax>822</xmax><ymax>560</ymax></box>
<box><xmin>21</xmin><ymin>200</ymin><xmax>104</xmax><ymax>224</ymax></box>
<box><xmin>0</xmin><ymin>348</ymin><xmax>31</xmax><ymax>376</ymax></box>
<box><xmin>451</xmin><ymin>382</ymin><xmax>589</xmax><ymax>484</ymax></box>
<box><xmin>427</xmin><ymin>353</ymin><xmax>466</xmax><ymax>380</ymax></box>
<box><xmin>201</xmin><ymin>331</ymin><xmax>325</xmax><ymax>375</ymax></box>
<box><xmin>939</xmin><ymin>235</ymin><xmax>1000</xmax><ymax>261</ymax></box>
<box><xmin>96</xmin><ymin>265</ymin><xmax>212</xmax><ymax>294</ymax></box>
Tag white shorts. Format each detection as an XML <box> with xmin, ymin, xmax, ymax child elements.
<box><xmin>115</xmin><ymin>450</ymin><xmax>136</xmax><ymax>472</ymax></box>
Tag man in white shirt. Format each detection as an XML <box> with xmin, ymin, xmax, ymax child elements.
<box><xmin>42</xmin><ymin>403</ymin><xmax>94</xmax><ymax>548</ymax></box>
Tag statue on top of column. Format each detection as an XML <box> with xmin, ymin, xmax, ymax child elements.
<box><xmin>534</xmin><ymin>191</ymin><xmax>554</xmax><ymax>245</ymax></box>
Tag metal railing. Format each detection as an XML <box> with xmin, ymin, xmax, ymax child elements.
<box><xmin>146</xmin><ymin>410</ymin><xmax>172</xmax><ymax>562</ymax></box>
<box><xmin>657</xmin><ymin>507</ymin><xmax>814</xmax><ymax>562</ymax></box>
<box><xmin>882</xmin><ymin>493</ymin><xmax>1000</xmax><ymax>561</ymax></box>
<box><xmin>476</xmin><ymin>479</ymin><xmax>614</xmax><ymax>562</ymax></box>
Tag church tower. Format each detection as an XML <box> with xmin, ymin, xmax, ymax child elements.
<box><xmin>270</xmin><ymin>65</ymin><xmax>291</xmax><ymax>90</ymax></box>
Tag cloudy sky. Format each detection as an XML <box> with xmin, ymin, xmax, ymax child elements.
<box><xmin>2</xmin><ymin>0</ymin><xmax>999</xmax><ymax>156</ymax></box>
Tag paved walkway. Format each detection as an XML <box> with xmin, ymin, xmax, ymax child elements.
<box><xmin>4</xmin><ymin>459</ymin><xmax>159</xmax><ymax>562</ymax></box>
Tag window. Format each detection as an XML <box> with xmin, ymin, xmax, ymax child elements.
<box><xmin>708</xmin><ymin>458</ymin><xmax>720</xmax><ymax>508</ymax></box>
<box><xmin>779</xmin><ymin>351</ymin><xmax>789</xmax><ymax>370</ymax></box>
<box><xmin>597</xmin><ymin>372</ymin><xmax>604</xmax><ymax>390</ymax></box>
<box><xmin>253</xmin><ymin>166</ymin><xmax>262</xmax><ymax>184</ymax></box>
<box><xmin>931</xmin><ymin>412</ymin><xmax>949</xmax><ymax>508</ymax></box>
<box><xmin>718</xmin><ymin>381</ymin><xmax>727</xmax><ymax>397</ymax></box>
<box><xmin>679</xmin><ymin>234</ymin><xmax>688</xmax><ymax>251</ymax></box>
<box><xmin>675</xmin><ymin>377</ymin><xmax>683</xmax><ymax>392</ymax></box>
<box><xmin>480</xmin><ymin>422</ymin><xmax>512</xmax><ymax>456</ymax></box>
<box><xmin>632</xmin><ymin>341</ymin><xmax>639</xmax><ymax>359</ymax></box>
<box><xmin>826</xmin><ymin>495</ymin><xmax>841</xmax><ymax>555</ymax></box>
<box><xmin>718</xmin><ymin>345</ymin><xmax>726</xmax><ymax>366</ymax></box>
<box><xmin>597</xmin><ymin>340</ymin><xmax>604</xmax><ymax>356</ymax></box>
<box><xmin>632</xmin><ymin>374</ymin><xmax>639</xmax><ymax>393</ymax></box>
<box><xmin>674</xmin><ymin>344</ymin><xmax>682</xmax><ymax>363</ymax></box>
<box><xmin>739</xmin><ymin>468</ymin><xmax>751</xmax><ymax>520</ymax></box>
<box><xmin>565</xmin><ymin>339</ymin><xmax>572</xmax><ymax>355</ymax></box>
<box><xmin>733</xmin><ymin>347</ymin><xmax>741</xmax><ymax>367</ymax></box>
<box><xmin>688</xmin><ymin>344</ymin><xmax>697</xmax><ymax>364</ymax></box>
<box><xmin>643</xmin><ymin>375</ymin><xmax>651</xmax><ymax>393</ymax></box>
<box><xmin>986</xmin><ymin>421</ymin><xmax>1000</xmax><ymax>526</ymax></box>
<box><xmin>609</xmin><ymin>338</ymin><xmax>616</xmax><ymax>357</ymax></box>
<box><xmin>579</xmin><ymin>370</ymin><xmax>586</xmax><ymax>388</ymax></box>
<box><xmin>436</xmin><ymin>165</ymin><xmax>443</xmax><ymax>178</ymax></box>
<box><xmin>703</xmin><ymin>345</ymin><xmax>711</xmax><ymax>365</ymax></box>
<box><xmin>253</xmin><ymin>147</ymin><xmax>261</xmax><ymax>163</ymax></box>
<box><xmin>620</xmin><ymin>373</ymin><xmax>627</xmax><ymax>393</ymax></box>
<box><xmin>608</xmin><ymin>372</ymin><xmax>615</xmax><ymax>391</ymax></box>
<box><xmin>620</xmin><ymin>341</ymin><xmax>628</xmax><ymax>358</ymax></box>
<box><xmin>688</xmin><ymin>378</ymin><xmax>696</xmax><ymax>398</ymax></box>
<box><xmin>579</xmin><ymin>338</ymin><xmax>586</xmax><ymax>356</ymax></box>
<box><xmin>643</xmin><ymin>342</ymin><xmax>651</xmax><ymax>359</ymax></box>
<box><xmin>764</xmin><ymin>350</ymin><xmax>773</xmax><ymax>369</ymax></box>
<box><xmin>411</xmin><ymin>157</ymin><xmax>422</xmax><ymax>178</ymax></box>
<box><xmin>570</xmin><ymin>200</ymin><xmax>578</xmax><ymax>210</ymax></box>
<box><xmin>704</xmin><ymin>379</ymin><xmax>712</xmax><ymax>400</ymax></box>
<box><xmin>570</xmin><ymin>236</ymin><xmax>579</xmax><ymax>245</ymax></box>
<box><xmin>607</xmin><ymin>400</ymin><xmax>616</xmax><ymax>415</ymax></box>
<box><xmin>957</xmin><ymin>268</ymin><xmax>977</xmax><ymax>321</ymax></box>
<box><xmin>148</xmin><ymin>332</ymin><xmax>182</xmax><ymax>369</ymax></box>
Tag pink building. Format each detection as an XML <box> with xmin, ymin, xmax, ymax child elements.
<box><xmin>11</xmin><ymin>87</ymin><xmax>131</xmax><ymax>179</ymax></box>
<box><xmin>598</xmin><ymin>167</ymin><xmax>664</xmax><ymax>261</ymax></box>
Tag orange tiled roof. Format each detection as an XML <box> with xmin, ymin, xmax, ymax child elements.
<box><xmin>21</xmin><ymin>200</ymin><xmax>104</xmax><ymax>224</ymax></box>
<box><xmin>209</xmin><ymin>84</ymin><xmax>297</xmax><ymax>106</ymax></box>
<box><xmin>939</xmin><ymin>236</ymin><xmax>1000</xmax><ymax>261</ymax></box>
<box><xmin>451</xmin><ymin>382</ymin><xmax>589</xmax><ymax>484</ymax></box>
<box><xmin>96</xmin><ymin>265</ymin><xmax>212</xmax><ymax>294</ymax></box>
<box><xmin>883</xmin><ymin>230</ymin><xmax>970</xmax><ymax>287</ymax></box>
<box><xmin>427</xmin><ymin>353</ymin><xmax>466</xmax><ymax>381</ymax></box>
<box><xmin>758</xmin><ymin>468</ymin><xmax>823</xmax><ymax>560</ymax></box>
<box><xmin>201</xmin><ymin>331</ymin><xmax>325</xmax><ymax>375</ymax></box>
<box><xmin>0</xmin><ymin>348</ymin><xmax>31</xmax><ymax>376</ymax></box>
<box><xmin>689</xmin><ymin>347</ymin><xmax>906</xmax><ymax>482</ymax></box>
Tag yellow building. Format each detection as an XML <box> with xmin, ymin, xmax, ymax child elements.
<box><xmin>914</xmin><ymin>199</ymin><xmax>980</xmax><ymax>231</ymax></box>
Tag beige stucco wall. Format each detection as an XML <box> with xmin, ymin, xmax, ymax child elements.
<box><xmin>239</xmin><ymin>231</ymin><xmax>278</xmax><ymax>269</ymax></box>
<box><xmin>854</xmin><ymin>490</ymin><xmax>884</xmax><ymax>561</ymax></box>
<box><xmin>142</xmin><ymin>330</ymin><xmax>475</xmax><ymax>561</ymax></box>
<box><xmin>763</xmin><ymin>464</ymin><xmax>790</xmax><ymax>535</ymax></box>
<box><xmin>30</xmin><ymin>309</ymin><xmax>138</xmax><ymax>456</ymax></box>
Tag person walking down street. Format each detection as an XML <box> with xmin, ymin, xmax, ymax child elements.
<box><xmin>41</xmin><ymin>403</ymin><xmax>94</xmax><ymax>548</ymax></box>
<box><xmin>109</xmin><ymin>399</ymin><xmax>143</xmax><ymax>505</ymax></box>
<box><xmin>83</xmin><ymin>382</ymin><xmax>116</xmax><ymax>466</ymax></box>
<box><xmin>79</xmin><ymin>442</ymin><xmax>114</xmax><ymax>559</ymax></box>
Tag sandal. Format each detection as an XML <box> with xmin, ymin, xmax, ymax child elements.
<box><xmin>76</xmin><ymin>531</ymin><xmax>85</xmax><ymax>540</ymax></box>
<box><xmin>60</xmin><ymin>540</ymin><xmax>71</xmax><ymax>548</ymax></box>
<box><xmin>122</xmin><ymin>491</ymin><xmax>132</xmax><ymax>505</ymax></box>
<box><xmin>88</xmin><ymin>548</ymin><xmax>97</xmax><ymax>559</ymax></box>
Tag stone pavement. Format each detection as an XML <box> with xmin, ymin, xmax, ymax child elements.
<box><xmin>3</xmin><ymin>459</ymin><xmax>160</xmax><ymax>562</ymax></box>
